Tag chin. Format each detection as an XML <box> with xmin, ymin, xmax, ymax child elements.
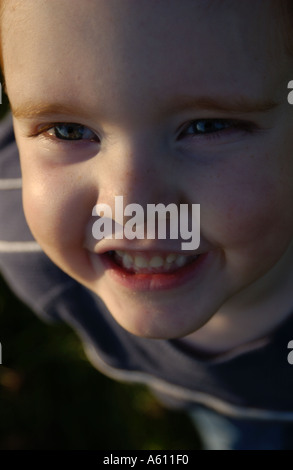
<box><xmin>98</xmin><ymin>293</ymin><xmax>213</xmax><ymax>339</ymax></box>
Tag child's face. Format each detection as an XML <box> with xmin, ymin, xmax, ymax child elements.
<box><xmin>3</xmin><ymin>0</ymin><xmax>293</xmax><ymax>338</ymax></box>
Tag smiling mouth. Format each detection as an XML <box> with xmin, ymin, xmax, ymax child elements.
<box><xmin>106</xmin><ymin>250</ymin><xmax>199</xmax><ymax>274</ymax></box>
<box><xmin>91</xmin><ymin>248</ymin><xmax>208</xmax><ymax>291</ymax></box>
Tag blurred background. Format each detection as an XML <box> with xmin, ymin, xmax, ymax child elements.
<box><xmin>0</xmin><ymin>83</ymin><xmax>201</xmax><ymax>450</ymax></box>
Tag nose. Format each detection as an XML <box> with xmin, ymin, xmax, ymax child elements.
<box><xmin>96</xmin><ymin>132</ymin><xmax>183</xmax><ymax>210</ymax></box>
<box><xmin>87</xmin><ymin>130</ymin><xmax>199</xmax><ymax>249</ymax></box>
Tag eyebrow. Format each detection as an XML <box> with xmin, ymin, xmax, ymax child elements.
<box><xmin>168</xmin><ymin>95</ymin><xmax>279</xmax><ymax>114</ymax></box>
<box><xmin>11</xmin><ymin>102</ymin><xmax>91</xmax><ymax>120</ymax></box>
<box><xmin>11</xmin><ymin>94</ymin><xmax>278</xmax><ymax>120</ymax></box>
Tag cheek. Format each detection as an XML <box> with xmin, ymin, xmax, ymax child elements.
<box><xmin>219</xmin><ymin>187</ymin><xmax>293</xmax><ymax>281</ymax></box>
<box><xmin>204</xmin><ymin>180</ymin><xmax>278</xmax><ymax>247</ymax></box>
<box><xmin>21</xmin><ymin>165</ymin><xmax>96</xmax><ymax>254</ymax></box>
<box><xmin>185</xmin><ymin>156</ymin><xmax>293</xmax><ymax>266</ymax></box>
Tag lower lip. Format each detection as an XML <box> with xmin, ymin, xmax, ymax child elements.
<box><xmin>98</xmin><ymin>252</ymin><xmax>210</xmax><ymax>291</ymax></box>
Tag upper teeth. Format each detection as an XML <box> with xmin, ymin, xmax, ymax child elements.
<box><xmin>114</xmin><ymin>250</ymin><xmax>195</xmax><ymax>272</ymax></box>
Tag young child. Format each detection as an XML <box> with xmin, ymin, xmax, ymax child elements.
<box><xmin>1</xmin><ymin>0</ymin><xmax>293</xmax><ymax>450</ymax></box>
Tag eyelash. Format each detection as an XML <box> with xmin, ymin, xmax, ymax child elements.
<box><xmin>31</xmin><ymin>123</ymin><xmax>100</xmax><ymax>142</ymax></box>
<box><xmin>178</xmin><ymin>118</ymin><xmax>256</xmax><ymax>141</ymax></box>
<box><xmin>31</xmin><ymin>119</ymin><xmax>256</xmax><ymax>143</ymax></box>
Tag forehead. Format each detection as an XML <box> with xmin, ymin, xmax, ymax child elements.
<box><xmin>2</xmin><ymin>0</ymin><xmax>290</xmax><ymax>116</ymax></box>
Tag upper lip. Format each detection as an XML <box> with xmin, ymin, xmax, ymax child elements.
<box><xmin>84</xmin><ymin>239</ymin><xmax>205</xmax><ymax>256</ymax></box>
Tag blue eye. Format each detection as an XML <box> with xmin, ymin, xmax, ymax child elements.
<box><xmin>46</xmin><ymin>123</ymin><xmax>98</xmax><ymax>141</ymax></box>
<box><xmin>181</xmin><ymin>119</ymin><xmax>234</xmax><ymax>137</ymax></box>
